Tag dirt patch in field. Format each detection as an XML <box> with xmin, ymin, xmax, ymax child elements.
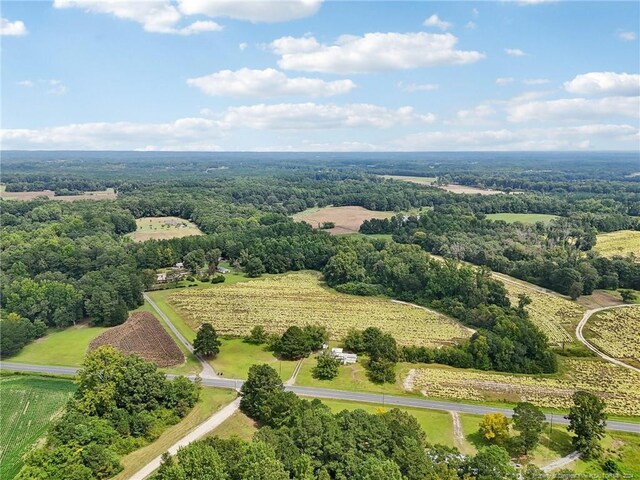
<box><xmin>292</xmin><ymin>206</ymin><xmax>395</xmax><ymax>235</ymax></box>
<box><xmin>577</xmin><ymin>290</ymin><xmax>625</xmax><ymax>309</ymax></box>
<box><xmin>437</xmin><ymin>184</ymin><xmax>508</xmax><ymax>195</ymax></box>
<box><xmin>89</xmin><ymin>312</ymin><xmax>184</xmax><ymax>367</ymax></box>
<box><xmin>0</xmin><ymin>189</ymin><xmax>117</xmax><ymax>201</ymax></box>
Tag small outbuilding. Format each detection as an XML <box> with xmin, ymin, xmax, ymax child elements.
<box><xmin>330</xmin><ymin>347</ymin><xmax>358</xmax><ymax>365</ymax></box>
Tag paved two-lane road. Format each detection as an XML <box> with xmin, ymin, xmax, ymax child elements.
<box><xmin>2</xmin><ymin>361</ymin><xmax>637</xmax><ymax>434</ymax></box>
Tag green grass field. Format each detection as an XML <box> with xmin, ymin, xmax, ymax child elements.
<box><xmin>9</xmin><ymin>323</ymin><xmax>107</xmax><ymax>366</ymax></box>
<box><xmin>594</xmin><ymin>230</ymin><xmax>640</xmax><ymax>259</ymax></box>
<box><xmin>0</xmin><ymin>375</ymin><xmax>76</xmax><ymax>479</ymax></box>
<box><xmin>113</xmin><ymin>387</ymin><xmax>237</xmax><ymax>480</ymax></box>
<box><xmin>486</xmin><ymin>213</ymin><xmax>559</xmax><ymax>224</ymax></box>
<box><xmin>128</xmin><ymin>216</ymin><xmax>203</xmax><ymax>242</ymax></box>
<box><xmin>211</xmin><ymin>338</ymin><xmax>297</xmax><ymax>381</ymax></box>
<box><xmin>208</xmin><ymin>411</ymin><xmax>258</xmax><ymax>442</ymax></box>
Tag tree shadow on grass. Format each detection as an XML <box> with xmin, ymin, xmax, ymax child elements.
<box><xmin>466</xmin><ymin>430</ymin><xmax>489</xmax><ymax>450</ymax></box>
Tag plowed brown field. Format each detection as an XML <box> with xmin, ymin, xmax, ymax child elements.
<box><xmin>89</xmin><ymin>312</ymin><xmax>183</xmax><ymax>367</ymax></box>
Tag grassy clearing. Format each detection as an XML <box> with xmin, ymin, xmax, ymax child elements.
<box><xmin>378</xmin><ymin>175</ymin><xmax>437</xmax><ymax>185</ymax></box>
<box><xmin>0</xmin><ymin>188</ymin><xmax>116</xmax><ymax>201</ymax></box>
<box><xmin>292</xmin><ymin>206</ymin><xmax>395</xmax><ymax>235</ymax></box>
<box><xmin>9</xmin><ymin>323</ymin><xmax>107</xmax><ymax>366</ymax></box>
<box><xmin>0</xmin><ymin>375</ymin><xmax>75</xmax><ymax>479</ymax></box>
<box><xmin>573</xmin><ymin>431</ymin><xmax>640</xmax><ymax>476</ymax></box>
<box><xmin>168</xmin><ymin>272</ymin><xmax>471</xmax><ymax>347</ymax></box>
<box><xmin>584</xmin><ymin>306</ymin><xmax>640</xmax><ymax>365</ymax></box>
<box><xmin>207</xmin><ymin>411</ymin><xmax>258</xmax><ymax>442</ymax></box>
<box><xmin>211</xmin><ymin>338</ymin><xmax>297</xmax><ymax>381</ymax></box>
<box><xmin>594</xmin><ymin>230</ymin><xmax>640</xmax><ymax>259</ymax></box>
<box><xmin>486</xmin><ymin>213</ymin><xmax>559</xmax><ymax>224</ymax></box>
<box><xmin>128</xmin><ymin>216</ymin><xmax>203</xmax><ymax>242</ymax></box>
<box><xmin>114</xmin><ymin>387</ymin><xmax>237</xmax><ymax>479</ymax></box>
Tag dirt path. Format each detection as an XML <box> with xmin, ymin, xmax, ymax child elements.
<box><xmin>131</xmin><ymin>398</ymin><xmax>241</xmax><ymax>479</ymax></box>
<box><xmin>144</xmin><ymin>292</ymin><xmax>217</xmax><ymax>378</ymax></box>
<box><xmin>285</xmin><ymin>359</ymin><xmax>304</xmax><ymax>386</ymax></box>
<box><xmin>450</xmin><ymin>411</ymin><xmax>464</xmax><ymax>451</ymax></box>
<box><xmin>542</xmin><ymin>451</ymin><xmax>581</xmax><ymax>473</ymax></box>
<box><xmin>575</xmin><ymin>304</ymin><xmax>640</xmax><ymax>373</ymax></box>
<box><xmin>403</xmin><ymin>368</ymin><xmax>416</xmax><ymax>391</ymax></box>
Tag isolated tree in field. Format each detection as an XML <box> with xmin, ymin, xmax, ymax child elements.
<box><xmin>276</xmin><ymin>326</ymin><xmax>310</xmax><ymax>360</ymax></box>
<box><xmin>245</xmin><ymin>256</ymin><xmax>265</xmax><ymax>277</ymax></box>
<box><xmin>512</xmin><ymin>402</ymin><xmax>546</xmax><ymax>455</ymax></box>
<box><xmin>193</xmin><ymin>323</ymin><xmax>221</xmax><ymax>358</ymax></box>
<box><xmin>366</xmin><ymin>358</ymin><xmax>396</xmax><ymax>384</ymax></box>
<box><xmin>478</xmin><ymin>413</ymin><xmax>511</xmax><ymax>445</ymax></box>
<box><xmin>312</xmin><ymin>352</ymin><xmax>340</xmax><ymax>380</ymax></box>
<box><xmin>245</xmin><ymin>325</ymin><xmax>268</xmax><ymax>345</ymax></box>
<box><xmin>240</xmin><ymin>364</ymin><xmax>283</xmax><ymax>420</ymax></box>
<box><xmin>566</xmin><ymin>390</ymin><xmax>607</xmax><ymax>459</ymax></box>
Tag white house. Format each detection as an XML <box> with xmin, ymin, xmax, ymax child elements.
<box><xmin>174</xmin><ymin>262</ymin><xmax>184</xmax><ymax>269</ymax></box>
<box><xmin>216</xmin><ymin>266</ymin><xmax>230</xmax><ymax>274</ymax></box>
<box><xmin>330</xmin><ymin>347</ymin><xmax>358</xmax><ymax>365</ymax></box>
<box><xmin>156</xmin><ymin>273</ymin><xmax>167</xmax><ymax>283</ymax></box>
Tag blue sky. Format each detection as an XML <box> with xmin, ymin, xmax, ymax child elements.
<box><xmin>1</xmin><ymin>0</ymin><xmax>639</xmax><ymax>151</ymax></box>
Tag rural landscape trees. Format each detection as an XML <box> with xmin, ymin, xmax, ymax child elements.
<box><xmin>194</xmin><ymin>323</ymin><xmax>222</xmax><ymax>358</ymax></box>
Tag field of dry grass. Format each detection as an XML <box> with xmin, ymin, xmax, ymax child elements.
<box><xmin>292</xmin><ymin>206</ymin><xmax>395</xmax><ymax>234</ymax></box>
<box><xmin>594</xmin><ymin>230</ymin><xmax>640</xmax><ymax>260</ymax></box>
<box><xmin>0</xmin><ymin>187</ymin><xmax>117</xmax><ymax>201</ymax></box>
<box><xmin>128</xmin><ymin>216</ymin><xmax>203</xmax><ymax>242</ymax></box>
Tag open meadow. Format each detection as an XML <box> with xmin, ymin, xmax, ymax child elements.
<box><xmin>0</xmin><ymin>375</ymin><xmax>75</xmax><ymax>479</ymax></box>
<box><xmin>594</xmin><ymin>230</ymin><xmax>640</xmax><ymax>259</ymax></box>
<box><xmin>486</xmin><ymin>213</ymin><xmax>559</xmax><ymax>224</ymax></box>
<box><xmin>0</xmin><ymin>187</ymin><xmax>116</xmax><ymax>201</ymax></box>
<box><xmin>127</xmin><ymin>216</ymin><xmax>203</xmax><ymax>242</ymax></box>
<box><xmin>167</xmin><ymin>271</ymin><xmax>472</xmax><ymax>347</ymax></box>
<box><xmin>292</xmin><ymin>206</ymin><xmax>395</xmax><ymax>234</ymax></box>
<box><xmin>584</xmin><ymin>306</ymin><xmax>640</xmax><ymax>366</ymax></box>
<box><xmin>378</xmin><ymin>174</ymin><xmax>437</xmax><ymax>185</ymax></box>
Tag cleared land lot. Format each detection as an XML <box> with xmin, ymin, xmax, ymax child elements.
<box><xmin>128</xmin><ymin>216</ymin><xmax>203</xmax><ymax>242</ymax></box>
<box><xmin>486</xmin><ymin>213</ymin><xmax>559</xmax><ymax>224</ymax></box>
<box><xmin>292</xmin><ymin>206</ymin><xmax>395</xmax><ymax>234</ymax></box>
<box><xmin>0</xmin><ymin>375</ymin><xmax>75</xmax><ymax>479</ymax></box>
<box><xmin>585</xmin><ymin>307</ymin><xmax>640</xmax><ymax>366</ymax></box>
<box><xmin>378</xmin><ymin>174</ymin><xmax>437</xmax><ymax>185</ymax></box>
<box><xmin>90</xmin><ymin>311</ymin><xmax>184</xmax><ymax>367</ymax></box>
<box><xmin>0</xmin><ymin>187</ymin><xmax>116</xmax><ymax>201</ymax></box>
<box><xmin>406</xmin><ymin>358</ymin><xmax>640</xmax><ymax>416</ymax></box>
<box><xmin>493</xmin><ymin>272</ymin><xmax>581</xmax><ymax>344</ymax></box>
<box><xmin>168</xmin><ymin>272</ymin><xmax>471</xmax><ymax>347</ymax></box>
<box><xmin>594</xmin><ymin>230</ymin><xmax>640</xmax><ymax>259</ymax></box>
<box><xmin>439</xmin><ymin>184</ymin><xmax>507</xmax><ymax>195</ymax></box>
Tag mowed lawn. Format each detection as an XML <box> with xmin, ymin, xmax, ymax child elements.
<box><xmin>10</xmin><ymin>323</ymin><xmax>107</xmax><ymax>366</ymax></box>
<box><xmin>594</xmin><ymin>230</ymin><xmax>640</xmax><ymax>259</ymax></box>
<box><xmin>486</xmin><ymin>213</ymin><xmax>559</xmax><ymax>224</ymax></box>
<box><xmin>128</xmin><ymin>216</ymin><xmax>203</xmax><ymax>242</ymax></box>
<box><xmin>292</xmin><ymin>206</ymin><xmax>395</xmax><ymax>235</ymax></box>
<box><xmin>0</xmin><ymin>375</ymin><xmax>75</xmax><ymax>479</ymax></box>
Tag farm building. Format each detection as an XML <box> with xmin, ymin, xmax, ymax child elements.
<box><xmin>164</xmin><ymin>219</ymin><xmax>184</xmax><ymax>227</ymax></box>
<box><xmin>216</xmin><ymin>266</ymin><xmax>230</xmax><ymax>274</ymax></box>
<box><xmin>156</xmin><ymin>273</ymin><xmax>167</xmax><ymax>283</ymax></box>
<box><xmin>174</xmin><ymin>262</ymin><xmax>184</xmax><ymax>269</ymax></box>
<box><xmin>330</xmin><ymin>347</ymin><xmax>357</xmax><ymax>365</ymax></box>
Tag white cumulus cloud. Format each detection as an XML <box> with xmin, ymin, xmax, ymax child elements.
<box><xmin>178</xmin><ymin>0</ymin><xmax>322</xmax><ymax>23</ymax></box>
<box><xmin>1</xmin><ymin>17</ymin><xmax>28</xmax><ymax>36</ymax></box>
<box><xmin>219</xmin><ymin>103</ymin><xmax>436</xmax><ymax>129</ymax></box>
<box><xmin>564</xmin><ymin>72</ymin><xmax>640</xmax><ymax>96</ymax></box>
<box><xmin>398</xmin><ymin>82</ymin><xmax>440</xmax><ymax>92</ymax></box>
<box><xmin>423</xmin><ymin>14</ymin><xmax>451</xmax><ymax>31</ymax></box>
<box><xmin>505</xmin><ymin>48</ymin><xmax>526</xmax><ymax>57</ymax></box>
<box><xmin>187</xmin><ymin>68</ymin><xmax>355</xmax><ymax>97</ymax></box>
<box><xmin>53</xmin><ymin>0</ymin><xmax>222</xmax><ymax>34</ymax></box>
<box><xmin>270</xmin><ymin>32</ymin><xmax>485</xmax><ymax>73</ymax></box>
<box><xmin>507</xmin><ymin>96</ymin><xmax>640</xmax><ymax>122</ymax></box>
<box><xmin>496</xmin><ymin>77</ymin><xmax>514</xmax><ymax>86</ymax></box>
<box><xmin>617</xmin><ymin>31</ymin><xmax>636</xmax><ymax>41</ymax></box>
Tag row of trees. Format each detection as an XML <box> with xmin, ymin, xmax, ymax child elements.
<box><xmin>18</xmin><ymin>347</ymin><xmax>200</xmax><ymax>479</ymax></box>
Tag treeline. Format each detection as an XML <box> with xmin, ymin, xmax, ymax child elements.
<box><xmin>153</xmin><ymin>364</ymin><xmax>526</xmax><ymax>480</ymax></box>
<box><xmin>0</xmin><ymin>200</ymin><xmax>151</xmax><ymax>358</ymax></box>
<box><xmin>18</xmin><ymin>347</ymin><xmax>199</xmax><ymax>479</ymax></box>
<box><xmin>361</xmin><ymin>208</ymin><xmax>640</xmax><ymax>297</ymax></box>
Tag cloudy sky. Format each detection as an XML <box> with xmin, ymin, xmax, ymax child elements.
<box><xmin>1</xmin><ymin>0</ymin><xmax>639</xmax><ymax>151</ymax></box>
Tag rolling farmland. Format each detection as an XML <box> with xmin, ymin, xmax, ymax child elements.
<box><xmin>494</xmin><ymin>273</ymin><xmax>581</xmax><ymax>344</ymax></box>
<box><xmin>0</xmin><ymin>376</ymin><xmax>75</xmax><ymax>479</ymax></box>
<box><xmin>594</xmin><ymin>230</ymin><xmax>640</xmax><ymax>260</ymax></box>
<box><xmin>90</xmin><ymin>312</ymin><xmax>184</xmax><ymax>367</ymax></box>
<box><xmin>292</xmin><ymin>206</ymin><xmax>395</xmax><ymax>235</ymax></box>
<box><xmin>168</xmin><ymin>272</ymin><xmax>471</xmax><ymax>347</ymax></box>
<box><xmin>406</xmin><ymin>358</ymin><xmax>640</xmax><ymax>416</ymax></box>
<box><xmin>585</xmin><ymin>307</ymin><xmax>640</xmax><ymax>364</ymax></box>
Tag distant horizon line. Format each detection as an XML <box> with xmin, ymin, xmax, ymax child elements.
<box><xmin>2</xmin><ymin>149</ymin><xmax>639</xmax><ymax>154</ymax></box>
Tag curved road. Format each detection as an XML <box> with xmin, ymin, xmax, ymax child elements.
<box><xmin>575</xmin><ymin>304</ymin><xmax>640</xmax><ymax>374</ymax></box>
<box><xmin>1</xmin><ymin>361</ymin><xmax>638</xmax><ymax>434</ymax></box>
